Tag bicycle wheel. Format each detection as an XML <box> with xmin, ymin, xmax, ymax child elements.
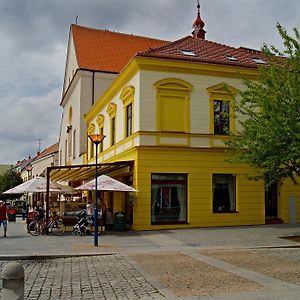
<box><xmin>50</xmin><ymin>220</ymin><xmax>66</xmax><ymax>236</ymax></box>
<box><xmin>27</xmin><ymin>221</ymin><xmax>40</xmax><ymax>236</ymax></box>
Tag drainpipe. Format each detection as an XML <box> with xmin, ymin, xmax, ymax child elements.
<box><xmin>92</xmin><ymin>71</ymin><xmax>95</xmax><ymax>105</ymax></box>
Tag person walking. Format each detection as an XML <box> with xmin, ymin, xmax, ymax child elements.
<box><xmin>21</xmin><ymin>201</ymin><xmax>28</xmax><ymax>221</ymax></box>
<box><xmin>0</xmin><ymin>200</ymin><xmax>8</xmax><ymax>237</ymax></box>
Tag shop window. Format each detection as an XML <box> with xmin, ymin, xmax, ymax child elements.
<box><xmin>213</xmin><ymin>174</ymin><xmax>236</xmax><ymax>213</ymax></box>
<box><xmin>154</xmin><ymin>78</ymin><xmax>192</xmax><ymax>133</ymax></box>
<box><xmin>151</xmin><ymin>174</ymin><xmax>187</xmax><ymax>224</ymax></box>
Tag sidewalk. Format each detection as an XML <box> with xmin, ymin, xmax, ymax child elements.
<box><xmin>1</xmin><ymin>218</ymin><xmax>300</xmax><ymax>258</ymax></box>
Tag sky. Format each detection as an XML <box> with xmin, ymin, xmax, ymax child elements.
<box><xmin>0</xmin><ymin>0</ymin><xmax>299</xmax><ymax>165</ymax></box>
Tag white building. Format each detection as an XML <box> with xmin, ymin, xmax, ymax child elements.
<box><xmin>58</xmin><ymin>24</ymin><xmax>167</xmax><ymax>167</ymax></box>
<box><xmin>31</xmin><ymin>143</ymin><xmax>59</xmax><ymax>178</ymax></box>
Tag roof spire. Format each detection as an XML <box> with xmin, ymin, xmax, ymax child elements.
<box><xmin>192</xmin><ymin>0</ymin><xmax>206</xmax><ymax>39</ymax></box>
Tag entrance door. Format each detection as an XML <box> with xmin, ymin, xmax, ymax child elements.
<box><xmin>265</xmin><ymin>182</ymin><xmax>278</xmax><ymax>220</ymax></box>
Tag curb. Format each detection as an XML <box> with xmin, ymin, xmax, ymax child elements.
<box><xmin>0</xmin><ymin>252</ymin><xmax>118</xmax><ymax>261</ymax></box>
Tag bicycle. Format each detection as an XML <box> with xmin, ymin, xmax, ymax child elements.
<box><xmin>28</xmin><ymin>213</ymin><xmax>66</xmax><ymax>236</ymax></box>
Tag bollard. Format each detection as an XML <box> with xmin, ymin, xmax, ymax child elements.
<box><xmin>2</xmin><ymin>262</ymin><xmax>24</xmax><ymax>300</ymax></box>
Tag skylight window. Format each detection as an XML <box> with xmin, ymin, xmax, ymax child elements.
<box><xmin>225</xmin><ymin>55</ymin><xmax>238</xmax><ymax>61</ymax></box>
<box><xmin>181</xmin><ymin>50</ymin><xmax>196</xmax><ymax>56</ymax></box>
<box><xmin>252</xmin><ymin>57</ymin><xmax>266</xmax><ymax>64</ymax></box>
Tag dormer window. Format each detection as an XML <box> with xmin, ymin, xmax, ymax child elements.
<box><xmin>181</xmin><ymin>50</ymin><xmax>196</xmax><ymax>56</ymax></box>
<box><xmin>225</xmin><ymin>54</ymin><xmax>238</xmax><ymax>61</ymax></box>
<box><xmin>252</xmin><ymin>57</ymin><xmax>266</xmax><ymax>64</ymax></box>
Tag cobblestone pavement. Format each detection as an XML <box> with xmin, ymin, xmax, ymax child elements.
<box><xmin>0</xmin><ymin>254</ymin><xmax>165</xmax><ymax>300</ymax></box>
<box><xmin>1</xmin><ymin>220</ymin><xmax>300</xmax><ymax>299</ymax></box>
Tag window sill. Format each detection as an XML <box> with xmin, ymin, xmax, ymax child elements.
<box><xmin>151</xmin><ymin>221</ymin><xmax>188</xmax><ymax>225</ymax></box>
<box><xmin>213</xmin><ymin>211</ymin><xmax>239</xmax><ymax>214</ymax></box>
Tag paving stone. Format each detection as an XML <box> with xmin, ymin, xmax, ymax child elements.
<box><xmin>0</xmin><ymin>254</ymin><xmax>162</xmax><ymax>300</ymax></box>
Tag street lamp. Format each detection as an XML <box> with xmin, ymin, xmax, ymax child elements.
<box><xmin>88</xmin><ymin>133</ymin><xmax>106</xmax><ymax>246</ymax></box>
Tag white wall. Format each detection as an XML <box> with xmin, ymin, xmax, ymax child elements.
<box><xmin>63</xmin><ymin>31</ymin><xmax>79</xmax><ymax>95</ymax></box>
<box><xmin>88</xmin><ymin>72</ymin><xmax>140</xmax><ymax>152</ymax></box>
<box><xmin>59</xmin><ymin>70</ymin><xmax>117</xmax><ymax>165</ymax></box>
<box><xmin>31</xmin><ymin>152</ymin><xmax>58</xmax><ymax>178</ymax></box>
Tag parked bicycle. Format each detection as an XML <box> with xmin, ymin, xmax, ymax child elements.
<box><xmin>27</xmin><ymin>212</ymin><xmax>66</xmax><ymax>236</ymax></box>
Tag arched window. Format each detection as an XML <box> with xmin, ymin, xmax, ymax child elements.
<box><xmin>106</xmin><ymin>103</ymin><xmax>117</xmax><ymax>146</ymax></box>
<box><xmin>87</xmin><ymin>123</ymin><xmax>95</xmax><ymax>159</ymax></box>
<box><xmin>154</xmin><ymin>78</ymin><xmax>192</xmax><ymax>133</ymax></box>
<box><xmin>67</xmin><ymin>107</ymin><xmax>73</xmax><ymax>160</ymax></box>
<box><xmin>207</xmin><ymin>83</ymin><xmax>237</xmax><ymax>135</ymax></box>
<box><xmin>120</xmin><ymin>86</ymin><xmax>135</xmax><ymax>138</ymax></box>
<box><xmin>96</xmin><ymin>114</ymin><xmax>105</xmax><ymax>152</ymax></box>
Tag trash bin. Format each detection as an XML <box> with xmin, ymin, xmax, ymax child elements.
<box><xmin>7</xmin><ymin>208</ymin><xmax>16</xmax><ymax>222</ymax></box>
<box><xmin>114</xmin><ymin>212</ymin><xmax>126</xmax><ymax>231</ymax></box>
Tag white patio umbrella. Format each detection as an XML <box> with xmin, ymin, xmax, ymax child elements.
<box><xmin>75</xmin><ymin>174</ymin><xmax>138</xmax><ymax>192</ymax></box>
<box><xmin>2</xmin><ymin>176</ymin><xmax>75</xmax><ymax>194</ymax></box>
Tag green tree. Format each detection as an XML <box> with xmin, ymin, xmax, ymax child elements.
<box><xmin>0</xmin><ymin>168</ymin><xmax>23</xmax><ymax>199</ymax></box>
<box><xmin>226</xmin><ymin>24</ymin><xmax>300</xmax><ymax>186</ymax></box>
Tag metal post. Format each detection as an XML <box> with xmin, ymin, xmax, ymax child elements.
<box><xmin>94</xmin><ymin>143</ymin><xmax>99</xmax><ymax>246</ymax></box>
<box><xmin>46</xmin><ymin>167</ymin><xmax>50</xmax><ymax>235</ymax></box>
<box><xmin>88</xmin><ymin>133</ymin><xmax>105</xmax><ymax>247</ymax></box>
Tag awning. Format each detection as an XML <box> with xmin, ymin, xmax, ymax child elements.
<box><xmin>48</xmin><ymin>161</ymin><xmax>133</xmax><ymax>183</ymax></box>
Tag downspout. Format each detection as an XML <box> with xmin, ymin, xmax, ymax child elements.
<box><xmin>92</xmin><ymin>71</ymin><xmax>95</xmax><ymax>105</ymax></box>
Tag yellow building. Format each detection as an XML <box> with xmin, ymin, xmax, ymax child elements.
<box><xmin>66</xmin><ymin>6</ymin><xmax>300</xmax><ymax>230</ymax></box>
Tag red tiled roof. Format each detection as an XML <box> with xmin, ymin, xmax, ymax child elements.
<box><xmin>34</xmin><ymin>143</ymin><xmax>59</xmax><ymax>161</ymax></box>
<box><xmin>137</xmin><ymin>36</ymin><xmax>268</xmax><ymax>69</ymax></box>
<box><xmin>72</xmin><ymin>25</ymin><xmax>169</xmax><ymax>73</ymax></box>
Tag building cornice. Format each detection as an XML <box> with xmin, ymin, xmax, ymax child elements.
<box><xmin>84</xmin><ymin>56</ymin><xmax>258</xmax><ymax>123</ymax></box>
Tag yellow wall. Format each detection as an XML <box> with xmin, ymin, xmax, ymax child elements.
<box><xmin>278</xmin><ymin>178</ymin><xmax>300</xmax><ymax>223</ymax></box>
<box><xmin>84</xmin><ymin>57</ymin><xmax>300</xmax><ymax>230</ymax></box>
<box><xmin>132</xmin><ymin>146</ymin><xmax>265</xmax><ymax>230</ymax></box>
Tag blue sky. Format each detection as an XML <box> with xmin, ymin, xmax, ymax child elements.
<box><xmin>0</xmin><ymin>0</ymin><xmax>299</xmax><ymax>164</ymax></box>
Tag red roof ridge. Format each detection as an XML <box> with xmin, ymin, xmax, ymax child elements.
<box><xmin>138</xmin><ymin>36</ymin><xmax>191</xmax><ymax>55</ymax></box>
<box><xmin>33</xmin><ymin>142</ymin><xmax>59</xmax><ymax>161</ymax></box>
<box><xmin>136</xmin><ymin>35</ymin><xmax>268</xmax><ymax>69</ymax></box>
<box><xmin>238</xmin><ymin>46</ymin><xmax>263</xmax><ymax>54</ymax></box>
<box><xmin>71</xmin><ymin>24</ymin><xmax>169</xmax><ymax>74</ymax></box>
<box><xmin>71</xmin><ymin>24</ymin><xmax>167</xmax><ymax>44</ymax></box>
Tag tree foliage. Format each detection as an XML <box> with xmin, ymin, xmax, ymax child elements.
<box><xmin>0</xmin><ymin>168</ymin><xmax>23</xmax><ymax>199</ymax></box>
<box><xmin>226</xmin><ymin>24</ymin><xmax>300</xmax><ymax>186</ymax></box>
